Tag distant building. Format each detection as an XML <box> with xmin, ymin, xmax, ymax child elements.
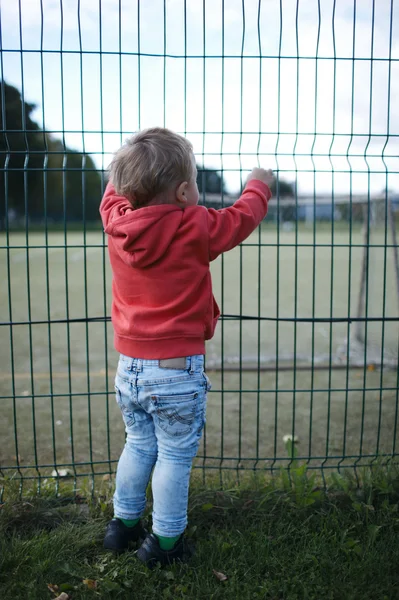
<box><xmin>200</xmin><ymin>192</ymin><xmax>398</xmax><ymax>223</ymax></box>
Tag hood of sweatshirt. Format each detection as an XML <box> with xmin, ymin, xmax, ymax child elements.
<box><xmin>103</xmin><ymin>202</ymin><xmax>185</xmax><ymax>268</ymax></box>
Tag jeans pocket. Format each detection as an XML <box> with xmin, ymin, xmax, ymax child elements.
<box><xmin>202</xmin><ymin>372</ymin><xmax>212</xmax><ymax>391</ymax></box>
<box><xmin>115</xmin><ymin>384</ymin><xmax>135</xmax><ymax>428</ymax></box>
<box><xmin>153</xmin><ymin>391</ymin><xmax>198</xmax><ymax>437</ymax></box>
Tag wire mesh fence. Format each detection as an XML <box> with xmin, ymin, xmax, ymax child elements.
<box><xmin>0</xmin><ymin>0</ymin><xmax>399</xmax><ymax>493</ymax></box>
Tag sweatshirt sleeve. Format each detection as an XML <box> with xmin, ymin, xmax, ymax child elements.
<box><xmin>99</xmin><ymin>182</ymin><xmax>134</xmax><ymax>230</ymax></box>
<box><xmin>207</xmin><ymin>179</ymin><xmax>271</xmax><ymax>261</ymax></box>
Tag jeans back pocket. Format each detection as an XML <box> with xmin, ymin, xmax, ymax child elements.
<box><xmin>152</xmin><ymin>391</ymin><xmax>199</xmax><ymax>437</ymax></box>
<box><xmin>115</xmin><ymin>384</ymin><xmax>135</xmax><ymax>428</ymax></box>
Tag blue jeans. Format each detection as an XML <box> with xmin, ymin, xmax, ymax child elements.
<box><xmin>113</xmin><ymin>354</ymin><xmax>211</xmax><ymax>538</ymax></box>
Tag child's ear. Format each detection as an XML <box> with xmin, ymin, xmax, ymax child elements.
<box><xmin>175</xmin><ymin>181</ymin><xmax>188</xmax><ymax>206</ymax></box>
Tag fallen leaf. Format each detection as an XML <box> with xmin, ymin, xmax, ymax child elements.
<box><xmin>54</xmin><ymin>594</ymin><xmax>69</xmax><ymax>600</ymax></box>
<box><xmin>102</xmin><ymin>473</ymin><xmax>111</xmax><ymax>481</ymax></box>
<box><xmin>367</xmin><ymin>364</ymin><xmax>376</xmax><ymax>371</ymax></box>
<box><xmin>47</xmin><ymin>583</ymin><xmax>59</xmax><ymax>594</ymax></box>
<box><xmin>213</xmin><ymin>569</ymin><xmax>228</xmax><ymax>582</ymax></box>
<box><xmin>83</xmin><ymin>579</ymin><xmax>97</xmax><ymax>589</ymax></box>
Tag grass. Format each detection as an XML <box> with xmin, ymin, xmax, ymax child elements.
<box><xmin>1</xmin><ymin>367</ymin><xmax>399</xmax><ymax>477</ymax></box>
<box><xmin>1</xmin><ymin>223</ymin><xmax>399</xmax><ymax>477</ymax></box>
<box><xmin>1</xmin><ymin>465</ymin><xmax>399</xmax><ymax>600</ymax></box>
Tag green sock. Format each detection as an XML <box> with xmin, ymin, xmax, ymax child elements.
<box><xmin>118</xmin><ymin>517</ymin><xmax>139</xmax><ymax>528</ymax></box>
<box><xmin>155</xmin><ymin>533</ymin><xmax>181</xmax><ymax>551</ymax></box>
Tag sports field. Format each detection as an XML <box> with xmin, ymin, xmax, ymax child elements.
<box><xmin>1</xmin><ymin>223</ymin><xmax>398</xmax><ymax>477</ymax></box>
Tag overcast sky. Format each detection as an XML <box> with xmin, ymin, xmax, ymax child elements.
<box><xmin>1</xmin><ymin>0</ymin><xmax>398</xmax><ymax>195</ymax></box>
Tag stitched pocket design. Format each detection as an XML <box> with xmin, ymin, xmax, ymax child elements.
<box><xmin>203</xmin><ymin>372</ymin><xmax>212</xmax><ymax>391</ymax></box>
<box><xmin>153</xmin><ymin>391</ymin><xmax>198</xmax><ymax>437</ymax></box>
<box><xmin>115</xmin><ymin>385</ymin><xmax>135</xmax><ymax>428</ymax></box>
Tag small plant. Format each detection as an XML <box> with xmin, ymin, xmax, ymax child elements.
<box><xmin>280</xmin><ymin>435</ymin><xmax>323</xmax><ymax>507</ymax></box>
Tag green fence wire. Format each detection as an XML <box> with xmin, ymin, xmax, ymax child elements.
<box><xmin>0</xmin><ymin>0</ymin><xmax>399</xmax><ymax>495</ymax></box>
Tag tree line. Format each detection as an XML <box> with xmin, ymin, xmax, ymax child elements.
<box><xmin>0</xmin><ymin>80</ymin><xmax>294</xmax><ymax>226</ymax></box>
<box><xmin>0</xmin><ymin>81</ymin><xmax>101</xmax><ymax>224</ymax></box>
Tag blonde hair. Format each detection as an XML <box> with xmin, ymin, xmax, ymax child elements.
<box><xmin>109</xmin><ymin>127</ymin><xmax>195</xmax><ymax>208</ymax></box>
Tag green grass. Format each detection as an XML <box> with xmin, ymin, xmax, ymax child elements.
<box><xmin>1</xmin><ymin>467</ymin><xmax>399</xmax><ymax>600</ymax></box>
<box><xmin>1</xmin><ymin>223</ymin><xmax>399</xmax><ymax>478</ymax></box>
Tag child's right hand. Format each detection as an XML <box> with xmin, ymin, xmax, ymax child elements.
<box><xmin>247</xmin><ymin>168</ymin><xmax>274</xmax><ymax>187</ymax></box>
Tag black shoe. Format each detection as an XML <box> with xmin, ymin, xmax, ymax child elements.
<box><xmin>136</xmin><ymin>533</ymin><xmax>193</xmax><ymax>569</ymax></box>
<box><xmin>103</xmin><ymin>518</ymin><xmax>147</xmax><ymax>553</ymax></box>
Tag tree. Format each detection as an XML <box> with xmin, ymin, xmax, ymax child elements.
<box><xmin>0</xmin><ymin>81</ymin><xmax>102</xmax><ymax>224</ymax></box>
<box><xmin>267</xmin><ymin>176</ymin><xmax>295</xmax><ymax>198</ymax></box>
<box><xmin>0</xmin><ymin>81</ymin><xmax>47</xmax><ymax>220</ymax></box>
<box><xmin>196</xmin><ymin>166</ymin><xmax>226</xmax><ymax>195</ymax></box>
<box><xmin>44</xmin><ymin>138</ymin><xmax>102</xmax><ymax>221</ymax></box>
<box><xmin>267</xmin><ymin>175</ymin><xmax>297</xmax><ymax>222</ymax></box>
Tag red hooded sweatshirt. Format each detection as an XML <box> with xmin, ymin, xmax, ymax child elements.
<box><xmin>100</xmin><ymin>179</ymin><xmax>271</xmax><ymax>359</ymax></box>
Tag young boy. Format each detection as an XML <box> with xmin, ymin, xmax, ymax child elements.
<box><xmin>100</xmin><ymin>127</ymin><xmax>273</xmax><ymax>567</ymax></box>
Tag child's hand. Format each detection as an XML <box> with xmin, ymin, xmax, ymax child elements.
<box><xmin>247</xmin><ymin>168</ymin><xmax>274</xmax><ymax>187</ymax></box>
